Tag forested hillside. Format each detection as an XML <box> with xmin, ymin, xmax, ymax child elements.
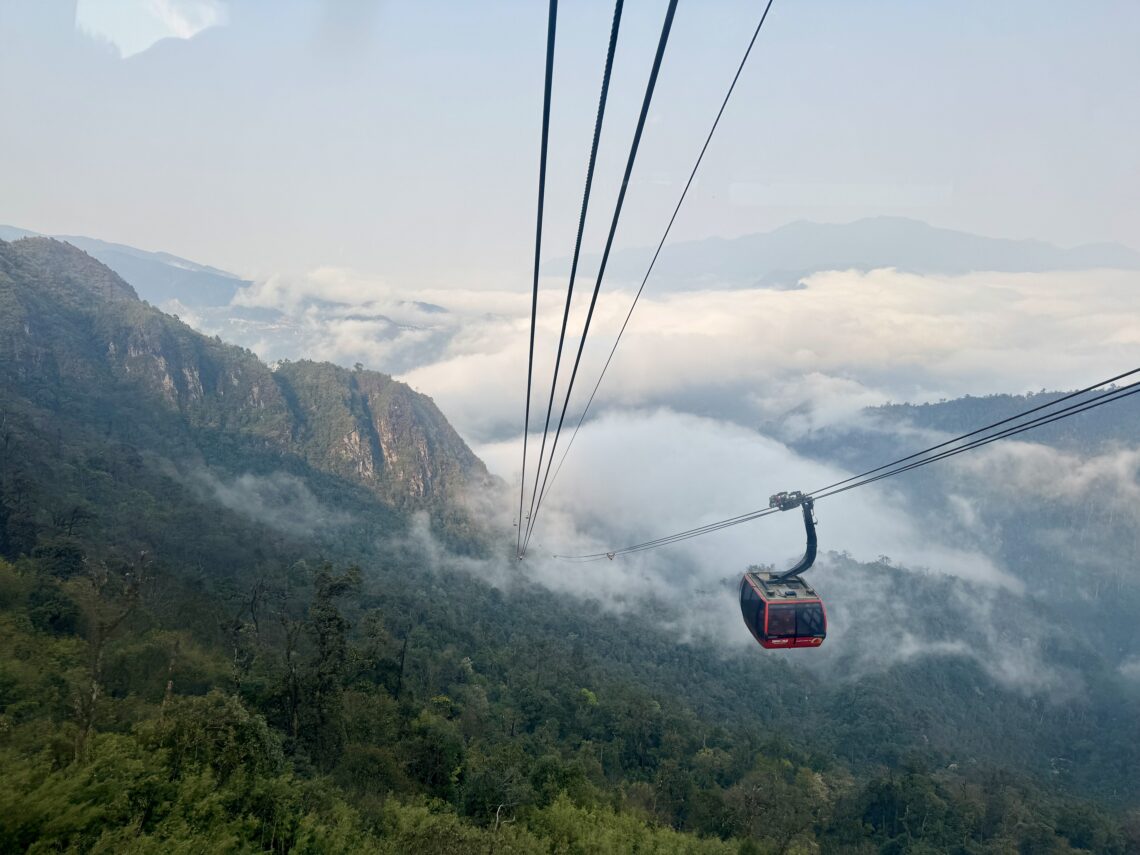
<box><xmin>0</xmin><ymin>237</ymin><xmax>488</xmax><ymax>550</ymax></box>
<box><xmin>1</xmin><ymin>239</ymin><xmax>1137</xmax><ymax>852</ymax></box>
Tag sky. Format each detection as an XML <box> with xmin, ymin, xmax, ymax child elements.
<box><xmin>1</xmin><ymin>0</ymin><xmax>1138</xmax><ymax>287</ymax></box>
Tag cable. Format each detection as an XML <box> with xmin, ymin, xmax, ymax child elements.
<box><xmin>538</xmin><ymin>0</ymin><xmax>778</xmax><ymax>513</ymax></box>
<box><xmin>807</xmin><ymin>367</ymin><xmax>1140</xmax><ymax>497</ymax></box>
<box><xmin>560</xmin><ymin>382</ymin><xmax>1139</xmax><ymax>561</ymax></box>
<box><xmin>524</xmin><ymin>0</ymin><xmax>680</xmax><ymax>554</ymax></box>
<box><xmin>516</xmin><ymin>0</ymin><xmax>559</xmax><ymax>559</ymax></box>
<box><xmin>555</xmin><ymin>507</ymin><xmax>782</xmax><ymax>562</ymax></box>
<box><xmin>554</xmin><ymin>372</ymin><xmax>1140</xmax><ymax>561</ymax></box>
<box><xmin>522</xmin><ymin>0</ymin><xmax>625</xmax><ymax>554</ymax></box>
<box><xmin>813</xmin><ymin>381</ymin><xmax>1140</xmax><ymax>501</ymax></box>
<box><xmin>525</xmin><ymin>0</ymin><xmax>680</xmax><ymax>552</ymax></box>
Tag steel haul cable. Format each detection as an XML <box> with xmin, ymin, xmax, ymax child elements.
<box><xmin>524</xmin><ymin>0</ymin><xmax>681</xmax><ymax>554</ymax></box>
<box><xmin>554</xmin><ymin>371</ymin><xmax>1140</xmax><ymax>561</ymax></box>
<box><xmin>569</xmin><ymin>380</ymin><xmax>1140</xmax><ymax>560</ymax></box>
<box><xmin>516</xmin><ymin>0</ymin><xmax>559</xmax><ymax>559</ymax></box>
<box><xmin>538</xmin><ymin>0</ymin><xmax>779</xmax><ymax>513</ymax></box>
<box><xmin>563</xmin><ymin>380</ymin><xmax>1140</xmax><ymax>560</ymax></box>
<box><xmin>807</xmin><ymin>367</ymin><xmax>1140</xmax><ymax>497</ymax></box>
<box><xmin>813</xmin><ymin>382</ymin><xmax>1140</xmax><ymax>501</ymax></box>
<box><xmin>522</xmin><ymin>0</ymin><xmax>625</xmax><ymax>555</ymax></box>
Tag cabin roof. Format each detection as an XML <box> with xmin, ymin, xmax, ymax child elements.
<box><xmin>746</xmin><ymin>571</ymin><xmax>820</xmax><ymax>604</ymax></box>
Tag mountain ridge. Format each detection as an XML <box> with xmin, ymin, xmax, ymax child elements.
<box><xmin>0</xmin><ymin>236</ymin><xmax>488</xmax><ymax>520</ymax></box>
<box><xmin>549</xmin><ymin>216</ymin><xmax>1140</xmax><ymax>289</ymax></box>
<box><xmin>0</xmin><ymin>224</ymin><xmax>249</xmax><ymax>307</ymax></box>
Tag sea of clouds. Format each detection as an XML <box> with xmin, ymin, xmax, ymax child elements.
<box><xmin>180</xmin><ymin>263</ymin><xmax>1140</xmax><ymax>687</ymax></box>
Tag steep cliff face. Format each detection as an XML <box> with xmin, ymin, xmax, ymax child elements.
<box><xmin>0</xmin><ymin>237</ymin><xmax>488</xmax><ymax>512</ymax></box>
<box><xmin>270</xmin><ymin>360</ymin><xmax>487</xmax><ymax>508</ymax></box>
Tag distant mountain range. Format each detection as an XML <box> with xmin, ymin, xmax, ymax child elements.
<box><xmin>8</xmin><ymin>218</ymin><xmax>1139</xmax><ymax>399</ymax></box>
<box><xmin>0</xmin><ymin>224</ymin><xmax>249</xmax><ymax>307</ymax></box>
<box><xmin>548</xmin><ymin>216</ymin><xmax>1140</xmax><ymax>289</ymax></box>
<box><xmin>9</xmin><ymin>218</ymin><xmax>1139</xmax><ymax>316</ymax></box>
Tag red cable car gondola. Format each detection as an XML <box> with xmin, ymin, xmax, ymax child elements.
<box><xmin>739</xmin><ymin>492</ymin><xmax>827</xmax><ymax>649</ymax></box>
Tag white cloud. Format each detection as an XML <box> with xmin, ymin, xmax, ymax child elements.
<box><xmin>76</xmin><ymin>0</ymin><xmax>227</xmax><ymax>58</ymax></box>
<box><xmin>1121</xmin><ymin>657</ymin><xmax>1140</xmax><ymax>682</ymax></box>
<box><xmin>815</xmin><ymin>574</ymin><xmax>1069</xmax><ymax>694</ymax></box>
<box><xmin>214</xmin><ymin>264</ymin><xmax>1140</xmax><ymax>579</ymax></box>
<box><xmin>226</xmin><ymin>267</ymin><xmax>1140</xmax><ymax>441</ymax></box>
<box><xmin>150</xmin><ymin>0</ymin><xmax>226</xmax><ymax>40</ymax></box>
<box><xmin>476</xmin><ymin>408</ymin><xmax>1019</xmax><ymax>590</ymax></box>
<box><xmin>947</xmin><ymin>443</ymin><xmax>1140</xmax><ymax>591</ymax></box>
<box><xmin>958</xmin><ymin>443</ymin><xmax>1140</xmax><ymax>508</ymax></box>
<box><xmin>375</xmin><ymin>267</ymin><xmax>1140</xmax><ymax>445</ymax></box>
<box><xmin>203</xmin><ymin>264</ymin><xmax>1140</xmax><ymax>687</ymax></box>
<box><xmin>186</xmin><ymin>469</ymin><xmax>352</xmax><ymax>536</ymax></box>
<box><xmin>405</xmin><ymin>454</ymin><xmax>1063</xmax><ymax>693</ymax></box>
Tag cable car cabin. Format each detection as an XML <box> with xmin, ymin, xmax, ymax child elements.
<box><xmin>739</xmin><ymin>492</ymin><xmax>825</xmax><ymax>649</ymax></box>
<box><xmin>739</xmin><ymin>572</ymin><xmax>826</xmax><ymax>648</ymax></box>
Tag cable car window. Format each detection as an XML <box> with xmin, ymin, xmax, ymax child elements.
<box><xmin>768</xmin><ymin>605</ymin><xmax>796</xmax><ymax>637</ymax></box>
<box><xmin>796</xmin><ymin>603</ymin><xmax>824</xmax><ymax>636</ymax></box>
<box><xmin>740</xmin><ymin>582</ymin><xmax>762</xmax><ymax>632</ymax></box>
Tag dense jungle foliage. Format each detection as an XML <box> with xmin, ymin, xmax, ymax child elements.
<box><xmin>2</xmin><ymin>543</ymin><xmax>1137</xmax><ymax>854</ymax></box>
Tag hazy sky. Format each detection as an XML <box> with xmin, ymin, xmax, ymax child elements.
<box><xmin>1</xmin><ymin>0</ymin><xmax>1138</xmax><ymax>287</ymax></box>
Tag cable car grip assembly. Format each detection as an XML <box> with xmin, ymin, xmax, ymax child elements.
<box><xmin>767</xmin><ymin>491</ymin><xmax>817</xmax><ymax>582</ymax></box>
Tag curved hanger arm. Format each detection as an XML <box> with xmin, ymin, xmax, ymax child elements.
<box><xmin>773</xmin><ymin>498</ymin><xmax>817</xmax><ymax>581</ymax></box>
